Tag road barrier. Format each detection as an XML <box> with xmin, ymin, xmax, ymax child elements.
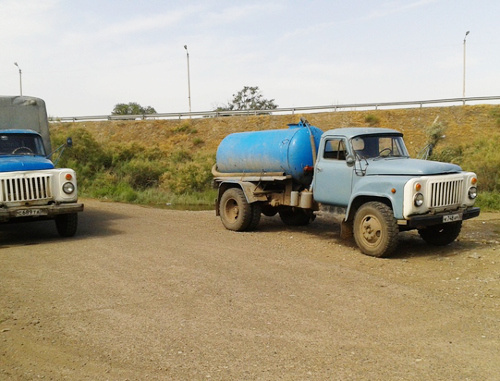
<box><xmin>54</xmin><ymin>96</ymin><xmax>500</xmax><ymax>123</ymax></box>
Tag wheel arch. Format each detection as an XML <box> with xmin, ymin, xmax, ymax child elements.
<box><xmin>215</xmin><ymin>181</ymin><xmax>264</xmax><ymax>216</ymax></box>
<box><xmin>345</xmin><ymin>195</ymin><xmax>394</xmax><ymax>222</ymax></box>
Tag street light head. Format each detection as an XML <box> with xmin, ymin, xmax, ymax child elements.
<box><xmin>14</xmin><ymin>62</ymin><xmax>19</xmax><ymax>67</ymax></box>
<box><xmin>184</xmin><ymin>45</ymin><xmax>188</xmax><ymax>50</ymax></box>
<box><xmin>466</xmin><ymin>30</ymin><xmax>470</xmax><ymax>36</ymax></box>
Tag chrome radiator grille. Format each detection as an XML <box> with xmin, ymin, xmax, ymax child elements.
<box><xmin>430</xmin><ymin>178</ymin><xmax>463</xmax><ymax>208</ymax></box>
<box><xmin>0</xmin><ymin>175</ymin><xmax>52</xmax><ymax>202</ymax></box>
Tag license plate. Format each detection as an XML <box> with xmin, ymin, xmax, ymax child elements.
<box><xmin>16</xmin><ymin>209</ymin><xmax>47</xmax><ymax>217</ymax></box>
<box><xmin>443</xmin><ymin>213</ymin><xmax>462</xmax><ymax>223</ymax></box>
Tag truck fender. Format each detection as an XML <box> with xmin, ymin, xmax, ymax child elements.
<box><xmin>215</xmin><ymin>181</ymin><xmax>266</xmax><ymax>216</ymax></box>
<box><xmin>344</xmin><ymin>195</ymin><xmax>395</xmax><ymax>223</ymax></box>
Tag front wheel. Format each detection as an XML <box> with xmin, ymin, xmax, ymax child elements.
<box><xmin>219</xmin><ymin>188</ymin><xmax>253</xmax><ymax>231</ymax></box>
<box><xmin>55</xmin><ymin>213</ymin><xmax>78</xmax><ymax>237</ymax></box>
<box><xmin>418</xmin><ymin>222</ymin><xmax>462</xmax><ymax>246</ymax></box>
<box><xmin>353</xmin><ymin>202</ymin><xmax>399</xmax><ymax>257</ymax></box>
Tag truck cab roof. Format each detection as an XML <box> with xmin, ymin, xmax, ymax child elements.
<box><xmin>0</xmin><ymin>129</ymin><xmax>42</xmax><ymax>135</ymax></box>
<box><xmin>323</xmin><ymin>127</ymin><xmax>402</xmax><ymax>139</ymax></box>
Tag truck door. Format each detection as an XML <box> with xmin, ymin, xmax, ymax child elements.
<box><xmin>313</xmin><ymin>137</ymin><xmax>353</xmax><ymax>206</ymax></box>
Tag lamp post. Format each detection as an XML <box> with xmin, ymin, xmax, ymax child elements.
<box><xmin>14</xmin><ymin>62</ymin><xmax>22</xmax><ymax>96</ymax></box>
<box><xmin>184</xmin><ymin>45</ymin><xmax>192</xmax><ymax>114</ymax></box>
<box><xmin>462</xmin><ymin>31</ymin><xmax>470</xmax><ymax>101</ymax></box>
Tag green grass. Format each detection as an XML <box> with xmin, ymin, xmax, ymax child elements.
<box><xmin>432</xmin><ymin>134</ymin><xmax>500</xmax><ymax>209</ymax></box>
<box><xmin>51</xmin><ymin>128</ymin><xmax>216</xmax><ymax>209</ymax></box>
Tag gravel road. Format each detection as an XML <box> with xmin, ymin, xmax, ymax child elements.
<box><xmin>1</xmin><ymin>199</ymin><xmax>499</xmax><ymax>380</ymax></box>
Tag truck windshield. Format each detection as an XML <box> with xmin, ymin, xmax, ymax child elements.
<box><xmin>0</xmin><ymin>133</ymin><xmax>46</xmax><ymax>156</ymax></box>
<box><xmin>351</xmin><ymin>135</ymin><xmax>409</xmax><ymax>159</ymax></box>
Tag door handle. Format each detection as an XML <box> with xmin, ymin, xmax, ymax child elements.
<box><xmin>316</xmin><ymin>167</ymin><xmax>322</xmax><ymax>172</ymax></box>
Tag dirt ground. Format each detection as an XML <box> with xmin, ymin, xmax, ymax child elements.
<box><xmin>0</xmin><ymin>199</ymin><xmax>499</xmax><ymax>380</ymax></box>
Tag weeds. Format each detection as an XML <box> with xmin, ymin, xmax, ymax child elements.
<box><xmin>433</xmin><ymin>134</ymin><xmax>500</xmax><ymax>209</ymax></box>
<box><xmin>51</xmin><ymin>115</ymin><xmax>500</xmax><ymax>211</ymax></box>
<box><xmin>364</xmin><ymin>114</ymin><xmax>380</xmax><ymax>126</ymax></box>
<box><xmin>50</xmin><ymin>127</ymin><xmax>216</xmax><ymax>209</ymax></box>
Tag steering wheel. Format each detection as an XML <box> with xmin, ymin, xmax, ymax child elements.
<box><xmin>12</xmin><ymin>146</ymin><xmax>34</xmax><ymax>154</ymax></box>
<box><xmin>379</xmin><ymin>148</ymin><xmax>393</xmax><ymax>157</ymax></box>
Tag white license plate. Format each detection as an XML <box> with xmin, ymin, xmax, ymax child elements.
<box><xmin>443</xmin><ymin>213</ymin><xmax>462</xmax><ymax>223</ymax></box>
<box><xmin>16</xmin><ymin>209</ymin><xmax>47</xmax><ymax>217</ymax></box>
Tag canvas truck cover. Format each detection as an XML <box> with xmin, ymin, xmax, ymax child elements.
<box><xmin>0</xmin><ymin>96</ymin><xmax>52</xmax><ymax>153</ymax></box>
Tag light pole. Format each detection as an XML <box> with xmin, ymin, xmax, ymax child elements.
<box><xmin>184</xmin><ymin>45</ymin><xmax>192</xmax><ymax>114</ymax></box>
<box><xmin>14</xmin><ymin>62</ymin><xmax>22</xmax><ymax>96</ymax></box>
<box><xmin>462</xmin><ymin>31</ymin><xmax>470</xmax><ymax>101</ymax></box>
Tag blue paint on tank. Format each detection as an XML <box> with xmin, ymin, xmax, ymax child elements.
<box><xmin>216</xmin><ymin>121</ymin><xmax>323</xmax><ymax>185</ymax></box>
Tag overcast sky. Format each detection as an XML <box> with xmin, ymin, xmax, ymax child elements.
<box><xmin>1</xmin><ymin>0</ymin><xmax>499</xmax><ymax>117</ymax></box>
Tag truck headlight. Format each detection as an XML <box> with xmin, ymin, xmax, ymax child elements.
<box><xmin>468</xmin><ymin>186</ymin><xmax>477</xmax><ymax>199</ymax></box>
<box><xmin>414</xmin><ymin>193</ymin><xmax>424</xmax><ymax>207</ymax></box>
<box><xmin>62</xmin><ymin>182</ymin><xmax>75</xmax><ymax>194</ymax></box>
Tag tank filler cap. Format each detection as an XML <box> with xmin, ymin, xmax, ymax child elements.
<box><xmin>287</xmin><ymin>117</ymin><xmax>310</xmax><ymax>129</ymax></box>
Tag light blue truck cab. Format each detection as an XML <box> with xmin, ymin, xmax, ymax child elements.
<box><xmin>213</xmin><ymin>121</ymin><xmax>480</xmax><ymax>257</ymax></box>
<box><xmin>0</xmin><ymin>96</ymin><xmax>83</xmax><ymax>237</ymax></box>
<box><xmin>312</xmin><ymin>127</ymin><xmax>479</xmax><ymax>256</ymax></box>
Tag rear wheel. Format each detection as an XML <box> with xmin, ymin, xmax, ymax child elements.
<box><xmin>55</xmin><ymin>213</ymin><xmax>78</xmax><ymax>237</ymax></box>
<box><xmin>353</xmin><ymin>202</ymin><xmax>398</xmax><ymax>257</ymax></box>
<box><xmin>247</xmin><ymin>202</ymin><xmax>262</xmax><ymax>231</ymax></box>
<box><xmin>219</xmin><ymin>188</ymin><xmax>252</xmax><ymax>231</ymax></box>
<box><xmin>418</xmin><ymin>222</ymin><xmax>462</xmax><ymax>246</ymax></box>
<box><xmin>279</xmin><ymin>207</ymin><xmax>312</xmax><ymax>226</ymax></box>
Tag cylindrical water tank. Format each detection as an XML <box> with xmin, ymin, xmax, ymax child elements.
<box><xmin>215</xmin><ymin>122</ymin><xmax>323</xmax><ymax>185</ymax></box>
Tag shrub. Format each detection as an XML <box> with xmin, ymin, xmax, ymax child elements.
<box><xmin>118</xmin><ymin>159</ymin><xmax>168</xmax><ymax>189</ymax></box>
<box><xmin>160</xmin><ymin>154</ymin><xmax>214</xmax><ymax>194</ymax></box>
<box><xmin>433</xmin><ymin>135</ymin><xmax>500</xmax><ymax>193</ymax></box>
<box><xmin>192</xmin><ymin>137</ymin><xmax>204</xmax><ymax>146</ymax></box>
<box><xmin>173</xmin><ymin>122</ymin><xmax>197</xmax><ymax>134</ymax></box>
<box><xmin>476</xmin><ymin>192</ymin><xmax>500</xmax><ymax>211</ymax></box>
<box><xmin>364</xmin><ymin>114</ymin><xmax>380</xmax><ymax>126</ymax></box>
<box><xmin>51</xmin><ymin>128</ymin><xmax>112</xmax><ymax>174</ymax></box>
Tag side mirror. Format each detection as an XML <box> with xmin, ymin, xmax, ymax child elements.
<box><xmin>66</xmin><ymin>137</ymin><xmax>73</xmax><ymax>147</ymax></box>
<box><xmin>346</xmin><ymin>154</ymin><xmax>355</xmax><ymax>166</ymax></box>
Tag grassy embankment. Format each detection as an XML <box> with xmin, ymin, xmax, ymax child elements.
<box><xmin>50</xmin><ymin>104</ymin><xmax>500</xmax><ymax>210</ymax></box>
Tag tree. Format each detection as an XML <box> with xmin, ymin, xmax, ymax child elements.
<box><xmin>112</xmin><ymin>102</ymin><xmax>157</xmax><ymax>115</ymax></box>
<box><xmin>215</xmin><ymin>86</ymin><xmax>278</xmax><ymax>112</ymax></box>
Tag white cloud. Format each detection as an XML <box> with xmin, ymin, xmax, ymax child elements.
<box><xmin>201</xmin><ymin>2</ymin><xmax>283</xmax><ymax>26</ymax></box>
<box><xmin>364</xmin><ymin>0</ymin><xmax>439</xmax><ymax>20</ymax></box>
<box><xmin>61</xmin><ymin>5</ymin><xmax>202</xmax><ymax>47</ymax></box>
<box><xmin>0</xmin><ymin>0</ymin><xmax>60</xmax><ymax>35</ymax></box>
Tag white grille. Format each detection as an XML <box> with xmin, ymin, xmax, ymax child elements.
<box><xmin>430</xmin><ymin>179</ymin><xmax>463</xmax><ymax>208</ymax></box>
<box><xmin>0</xmin><ymin>175</ymin><xmax>52</xmax><ymax>202</ymax></box>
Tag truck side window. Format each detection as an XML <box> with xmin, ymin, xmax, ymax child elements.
<box><xmin>323</xmin><ymin>138</ymin><xmax>346</xmax><ymax>160</ymax></box>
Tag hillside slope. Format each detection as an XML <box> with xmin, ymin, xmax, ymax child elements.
<box><xmin>51</xmin><ymin>104</ymin><xmax>499</xmax><ymax>157</ymax></box>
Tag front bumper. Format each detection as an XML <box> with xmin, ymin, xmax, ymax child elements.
<box><xmin>0</xmin><ymin>202</ymin><xmax>84</xmax><ymax>223</ymax></box>
<box><xmin>403</xmin><ymin>207</ymin><xmax>480</xmax><ymax>229</ymax></box>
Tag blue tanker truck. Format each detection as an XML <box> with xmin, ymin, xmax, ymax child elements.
<box><xmin>0</xmin><ymin>96</ymin><xmax>83</xmax><ymax>237</ymax></box>
<box><xmin>212</xmin><ymin>119</ymin><xmax>480</xmax><ymax>257</ymax></box>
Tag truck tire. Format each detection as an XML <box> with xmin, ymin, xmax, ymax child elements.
<box><xmin>219</xmin><ymin>188</ymin><xmax>253</xmax><ymax>231</ymax></box>
<box><xmin>418</xmin><ymin>221</ymin><xmax>462</xmax><ymax>246</ymax></box>
<box><xmin>247</xmin><ymin>202</ymin><xmax>262</xmax><ymax>231</ymax></box>
<box><xmin>55</xmin><ymin>213</ymin><xmax>78</xmax><ymax>237</ymax></box>
<box><xmin>279</xmin><ymin>207</ymin><xmax>311</xmax><ymax>226</ymax></box>
<box><xmin>353</xmin><ymin>202</ymin><xmax>398</xmax><ymax>257</ymax></box>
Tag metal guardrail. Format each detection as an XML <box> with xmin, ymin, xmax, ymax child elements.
<box><xmin>53</xmin><ymin>96</ymin><xmax>500</xmax><ymax>122</ymax></box>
